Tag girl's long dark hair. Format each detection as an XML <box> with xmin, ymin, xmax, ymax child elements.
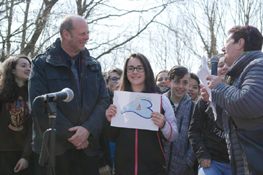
<box><xmin>119</xmin><ymin>53</ymin><xmax>156</xmax><ymax>93</ymax></box>
<box><xmin>0</xmin><ymin>56</ymin><xmax>31</xmax><ymax>102</ymax></box>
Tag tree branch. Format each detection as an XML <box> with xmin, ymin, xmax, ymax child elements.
<box><xmin>95</xmin><ymin>4</ymin><xmax>168</xmax><ymax>59</ymax></box>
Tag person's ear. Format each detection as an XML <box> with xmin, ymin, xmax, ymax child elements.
<box><xmin>166</xmin><ymin>80</ymin><xmax>170</xmax><ymax>87</ymax></box>
<box><xmin>105</xmin><ymin>81</ymin><xmax>108</xmax><ymax>87</ymax></box>
<box><xmin>237</xmin><ymin>38</ymin><xmax>245</xmax><ymax>50</ymax></box>
<box><xmin>62</xmin><ymin>30</ymin><xmax>71</xmax><ymax>40</ymax></box>
<box><xmin>11</xmin><ymin>69</ymin><xmax>15</xmax><ymax>74</ymax></box>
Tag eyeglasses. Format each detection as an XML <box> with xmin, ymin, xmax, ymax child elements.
<box><xmin>127</xmin><ymin>65</ymin><xmax>144</xmax><ymax>73</ymax></box>
<box><xmin>109</xmin><ymin>77</ymin><xmax>120</xmax><ymax>83</ymax></box>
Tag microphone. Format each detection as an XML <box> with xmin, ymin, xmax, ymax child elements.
<box><xmin>35</xmin><ymin>88</ymin><xmax>74</xmax><ymax>102</ymax></box>
<box><xmin>210</xmin><ymin>56</ymin><xmax>219</xmax><ymax>75</ymax></box>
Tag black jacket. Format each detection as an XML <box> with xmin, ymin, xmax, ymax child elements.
<box><xmin>188</xmin><ymin>98</ymin><xmax>229</xmax><ymax>165</ymax></box>
<box><xmin>104</xmin><ymin>125</ymin><xmax>167</xmax><ymax>175</ymax></box>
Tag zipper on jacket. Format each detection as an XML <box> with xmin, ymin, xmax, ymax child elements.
<box><xmin>135</xmin><ymin>129</ymin><xmax>138</xmax><ymax>175</ymax></box>
<box><xmin>71</xmin><ymin>68</ymin><xmax>81</xmax><ymax>123</ymax></box>
<box><xmin>65</xmin><ymin>65</ymin><xmax>81</xmax><ymax>122</ymax></box>
<box><xmin>167</xmin><ymin>142</ymin><xmax>173</xmax><ymax>172</ymax></box>
<box><xmin>178</xmin><ymin>116</ymin><xmax>184</xmax><ymax>133</ymax></box>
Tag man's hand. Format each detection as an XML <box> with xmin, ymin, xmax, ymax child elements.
<box><xmin>14</xmin><ymin>158</ymin><xmax>28</xmax><ymax>173</ymax></box>
<box><xmin>200</xmin><ymin>159</ymin><xmax>211</xmax><ymax>168</ymax></box>
<box><xmin>76</xmin><ymin>140</ymin><xmax>89</xmax><ymax>150</ymax></box>
<box><xmin>68</xmin><ymin>126</ymin><xmax>90</xmax><ymax>147</ymax></box>
<box><xmin>206</xmin><ymin>75</ymin><xmax>222</xmax><ymax>89</ymax></box>
<box><xmin>200</xmin><ymin>84</ymin><xmax>210</xmax><ymax>102</ymax></box>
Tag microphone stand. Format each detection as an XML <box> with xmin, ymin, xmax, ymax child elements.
<box><xmin>39</xmin><ymin>101</ymin><xmax>57</xmax><ymax>175</ymax></box>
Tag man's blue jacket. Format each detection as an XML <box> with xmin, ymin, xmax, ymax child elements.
<box><xmin>29</xmin><ymin>38</ymin><xmax>110</xmax><ymax>156</ymax></box>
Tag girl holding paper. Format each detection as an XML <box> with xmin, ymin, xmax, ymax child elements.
<box><xmin>104</xmin><ymin>52</ymin><xmax>178</xmax><ymax>175</ymax></box>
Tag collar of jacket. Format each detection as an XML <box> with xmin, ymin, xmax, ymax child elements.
<box><xmin>226</xmin><ymin>50</ymin><xmax>263</xmax><ymax>77</ymax></box>
<box><xmin>163</xmin><ymin>90</ymin><xmax>191</xmax><ymax>105</ymax></box>
<box><xmin>45</xmin><ymin>38</ymin><xmax>98</xmax><ymax>67</ymax></box>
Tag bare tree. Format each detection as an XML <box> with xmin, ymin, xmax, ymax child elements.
<box><xmin>20</xmin><ymin>0</ymin><xmax>30</xmax><ymax>52</ymax></box>
<box><xmin>182</xmin><ymin>0</ymin><xmax>226</xmax><ymax>59</ymax></box>
<box><xmin>0</xmin><ymin>0</ymin><xmax>181</xmax><ymax>61</ymax></box>
<box><xmin>148</xmin><ymin>19</ymin><xmax>197</xmax><ymax>72</ymax></box>
<box><xmin>226</xmin><ymin>0</ymin><xmax>263</xmax><ymax>33</ymax></box>
<box><xmin>21</xmin><ymin>0</ymin><xmax>58</xmax><ymax>56</ymax></box>
<box><xmin>0</xmin><ymin>0</ymin><xmax>25</xmax><ymax>61</ymax></box>
<box><xmin>154</xmin><ymin>0</ymin><xmax>227</xmax><ymax>71</ymax></box>
<box><xmin>1</xmin><ymin>0</ymin><xmax>263</xmax><ymax>75</ymax></box>
<box><xmin>259</xmin><ymin>1</ymin><xmax>263</xmax><ymax>34</ymax></box>
<box><xmin>0</xmin><ymin>0</ymin><xmax>58</xmax><ymax>61</ymax></box>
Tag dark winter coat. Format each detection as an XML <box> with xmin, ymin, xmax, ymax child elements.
<box><xmin>29</xmin><ymin>38</ymin><xmax>110</xmax><ymax>156</ymax></box>
<box><xmin>188</xmin><ymin>98</ymin><xmax>229</xmax><ymax>165</ymax></box>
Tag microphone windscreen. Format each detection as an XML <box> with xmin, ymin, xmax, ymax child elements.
<box><xmin>210</xmin><ymin>56</ymin><xmax>219</xmax><ymax>63</ymax></box>
<box><xmin>62</xmin><ymin>88</ymin><xmax>74</xmax><ymax>102</ymax></box>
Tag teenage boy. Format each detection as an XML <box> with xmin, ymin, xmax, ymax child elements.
<box><xmin>163</xmin><ymin>66</ymin><xmax>196</xmax><ymax>175</ymax></box>
<box><xmin>188</xmin><ymin>73</ymin><xmax>201</xmax><ymax>102</ymax></box>
<box><xmin>106</xmin><ymin>68</ymin><xmax>122</xmax><ymax>104</ymax></box>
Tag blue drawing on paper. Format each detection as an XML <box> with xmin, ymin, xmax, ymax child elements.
<box><xmin>121</xmin><ymin>98</ymin><xmax>153</xmax><ymax>119</ymax></box>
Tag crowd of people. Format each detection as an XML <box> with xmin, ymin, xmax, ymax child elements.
<box><xmin>0</xmin><ymin>14</ymin><xmax>263</xmax><ymax>175</ymax></box>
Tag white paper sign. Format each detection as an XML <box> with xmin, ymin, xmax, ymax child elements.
<box><xmin>197</xmin><ymin>56</ymin><xmax>212</xmax><ymax>99</ymax></box>
<box><xmin>111</xmin><ymin>91</ymin><xmax>161</xmax><ymax>131</ymax></box>
<box><xmin>197</xmin><ymin>56</ymin><xmax>217</xmax><ymax>120</ymax></box>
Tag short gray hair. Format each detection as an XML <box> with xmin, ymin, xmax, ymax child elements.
<box><xmin>59</xmin><ymin>14</ymin><xmax>82</xmax><ymax>38</ymax></box>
